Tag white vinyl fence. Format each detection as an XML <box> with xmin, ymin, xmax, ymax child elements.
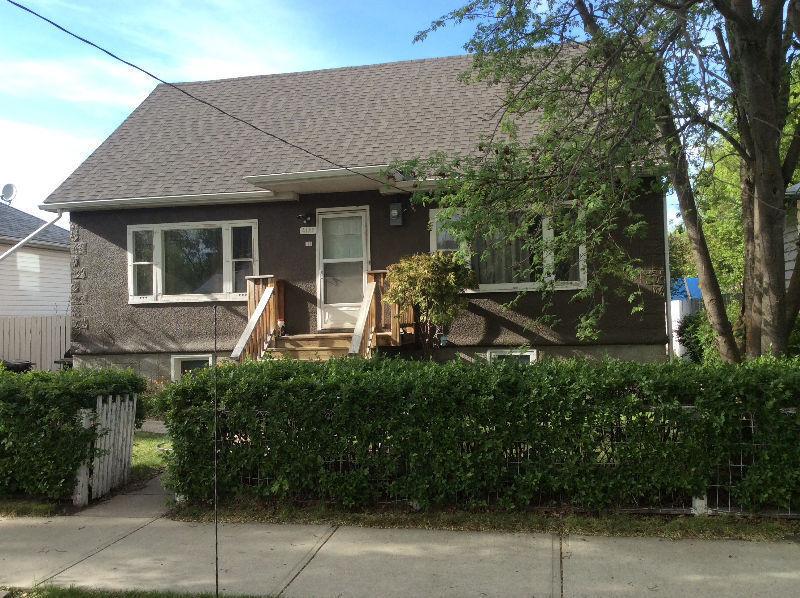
<box><xmin>0</xmin><ymin>315</ymin><xmax>70</xmax><ymax>370</ymax></box>
<box><xmin>72</xmin><ymin>394</ymin><xmax>138</xmax><ymax>507</ymax></box>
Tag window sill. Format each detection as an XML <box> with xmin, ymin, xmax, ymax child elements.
<box><xmin>129</xmin><ymin>293</ymin><xmax>247</xmax><ymax>304</ymax></box>
<box><xmin>464</xmin><ymin>281</ymin><xmax>587</xmax><ymax>294</ymax></box>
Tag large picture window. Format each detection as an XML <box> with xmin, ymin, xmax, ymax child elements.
<box><xmin>429</xmin><ymin>209</ymin><xmax>586</xmax><ymax>292</ymax></box>
<box><xmin>127</xmin><ymin>220</ymin><xmax>258</xmax><ymax>303</ymax></box>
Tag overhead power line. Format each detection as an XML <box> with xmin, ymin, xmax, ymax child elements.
<box><xmin>5</xmin><ymin>0</ymin><xmax>409</xmax><ymax>194</ymax></box>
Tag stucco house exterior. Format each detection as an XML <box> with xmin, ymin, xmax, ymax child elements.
<box><xmin>40</xmin><ymin>56</ymin><xmax>669</xmax><ymax>381</ymax></box>
<box><xmin>0</xmin><ymin>203</ymin><xmax>71</xmax><ymax>369</ymax></box>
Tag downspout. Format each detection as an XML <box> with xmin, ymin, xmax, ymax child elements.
<box><xmin>0</xmin><ymin>210</ymin><xmax>64</xmax><ymax>263</ymax></box>
<box><xmin>663</xmin><ymin>193</ymin><xmax>674</xmax><ymax>359</ymax></box>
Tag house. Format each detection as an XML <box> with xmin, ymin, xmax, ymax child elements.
<box><xmin>0</xmin><ymin>202</ymin><xmax>71</xmax><ymax>370</ymax></box>
<box><xmin>39</xmin><ymin>56</ymin><xmax>669</xmax><ymax>381</ymax></box>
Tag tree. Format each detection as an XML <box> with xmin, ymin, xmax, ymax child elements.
<box><xmin>409</xmin><ymin>0</ymin><xmax>800</xmax><ymax>361</ymax></box>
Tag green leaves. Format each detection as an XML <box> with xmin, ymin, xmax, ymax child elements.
<box><xmin>0</xmin><ymin>367</ymin><xmax>145</xmax><ymax>500</ymax></box>
<box><xmin>163</xmin><ymin>357</ymin><xmax>799</xmax><ymax>513</ymax></box>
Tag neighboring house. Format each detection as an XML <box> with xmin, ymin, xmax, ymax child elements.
<box><xmin>670</xmin><ymin>277</ymin><xmax>703</xmax><ymax>358</ymax></box>
<box><xmin>40</xmin><ymin>56</ymin><xmax>669</xmax><ymax>381</ymax></box>
<box><xmin>0</xmin><ymin>203</ymin><xmax>71</xmax><ymax>369</ymax></box>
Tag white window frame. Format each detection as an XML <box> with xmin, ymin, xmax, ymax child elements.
<box><xmin>429</xmin><ymin>209</ymin><xmax>587</xmax><ymax>293</ymax></box>
<box><xmin>486</xmin><ymin>348</ymin><xmax>539</xmax><ymax>363</ymax></box>
<box><xmin>170</xmin><ymin>354</ymin><xmax>214</xmax><ymax>382</ymax></box>
<box><xmin>127</xmin><ymin>219</ymin><xmax>259</xmax><ymax>304</ymax></box>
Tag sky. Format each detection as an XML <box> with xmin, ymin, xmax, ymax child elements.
<box><xmin>0</xmin><ymin>0</ymin><xmax>680</xmax><ymax>230</ymax></box>
<box><xmin>0</xmin><ymin>0</ymin><xmax>474</xmax><ymax>227</ymax></box>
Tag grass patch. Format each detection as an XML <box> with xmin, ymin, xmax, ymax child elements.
<box><xmin>170</xmin><ymin>498</ymin><xmax>800</xmax><ymax>542</ymax></box>
<box><xmin>0</xmin><ymin>499</ymin><xmax>63</xmax><ymax>518</ymax></box>
<box><xmin>130</xmin><ymin>431</ymin><xmax>171</xmax><ymax>486</ymax></box>
<box><xmin>3</xmin><ymin>587</ymin><xmax>264</xmax><ymax>598</ymax></box>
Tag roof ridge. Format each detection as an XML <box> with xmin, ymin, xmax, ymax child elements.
<box><xmin>169</xmin><ymin>54</ymin><xmax>472</xmax><ymax>87</ymax></box>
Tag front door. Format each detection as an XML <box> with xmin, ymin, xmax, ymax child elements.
<box><xmin>317</xmin><ymin>207</ymin><xmax>369</xmax><ymax>329</ymax></box>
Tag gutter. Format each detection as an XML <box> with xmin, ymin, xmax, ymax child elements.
<box><xmin>0</xmin><ymin>210</ymin><xmax>64</xmax><ymax>264</ymax></box>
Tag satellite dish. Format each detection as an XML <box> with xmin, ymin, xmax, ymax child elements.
<box><xmin>1</xmin><ymin>184</ymin><xmax>16</xmax><ymax>204</ymax></box>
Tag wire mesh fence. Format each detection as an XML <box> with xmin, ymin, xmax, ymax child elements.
<box><xmin>214</xmin><ymin>404</ymin><xmax>798</xmax><ymax>518</ymax></box>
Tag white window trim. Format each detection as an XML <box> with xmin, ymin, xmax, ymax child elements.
<box><xmin>170</xmin><ymin>354</ymin><xmax>214</xmax><ymax>382</ymax></box>
<box><xmin>127</xmin><ymin>219</ymin><xmax>259</xmax><ymax>304</ymax></box>
<box><xmin>486</xmin><ymin>348</ymin><xmax>539</xmax><ymax>363</ymax></box>
<box><xmin>429</xmin><ymin>209</ymin><xmax>587</xmax><ymax>293</ymax></box>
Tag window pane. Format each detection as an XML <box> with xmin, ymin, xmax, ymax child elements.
<box><xmin>434</xmin><ymin>212</ymin><xmax>462</xmax><ymax>252</ymax></box>
<box><xmin>163</xmin><ymin>228</ymin><xmax>223</xmax><ymax>294</ymax></box>
<box><xmin>493</xmin><ymin>354</ymin><xmax>532</xmax><ymax>364</ymax></box>
<box><xmin>322</xmin><ymin>216</ymin><xmax>363</xmax><ymax>259</ymax></box>
<box><xmin>473</xmin><ymin>236</ymin><xmax>537</xmax><ymax>285</ymax></box>
<box><xmin>234</xmin><ymin>260</ymin><xmax>253</xmax><ymax>293</ymax></box>
<box><xmin>133</xmin><ymin>263</ymin><xmax>153</xmax><ymax>296</ymax></box>
<box><xmin>555</xmin><ymin>245</ymin><xmax>582</xmax><ymax>281</ymax></box>
<box><xmin>232</xmin><ymin>226</ymin><xmax>253</xmax><ymax>259</ymax></box>
<box><xmin>180</xmin><ymin>359</ymin><xmax>210</xmax><ymax>375</ymax></box>
<box><xmin>324</xmin><ymin>261</ymin><xmax>363</xmax><ymax>304</ymax></box>
<box><xmin>133</xmin><ymin>230</ymin><xmax>153</xmax><ymax>262</ymax></box>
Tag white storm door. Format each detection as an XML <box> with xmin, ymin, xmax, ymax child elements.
<box><xmin>317</xmin><ymin>208</ymin><xmax>369</xmax><ymax>329</ymax></box>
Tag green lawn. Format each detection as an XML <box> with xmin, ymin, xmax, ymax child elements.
<box><xmin>0</xmin><ymin>499</ymin><xmax>62</xmax><ymax>518</ymax></box>
<box><xmin>4</xmin><ymin>587</ymin><xmax>264</xmax><ymax>598</ymax></box>
<box><xmin>171</xmin><ymin>498</ymin><xmax>800</xmax><ymax>542</ymax></box>
<box><xmin>130</xmin><ymin>430</ymin><xmax>171</xmax><ymax>486</ymax></box>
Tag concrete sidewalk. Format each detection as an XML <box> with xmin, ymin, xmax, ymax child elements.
<box><xmin>1</xmin><ymin>485</ymin><xmax>798</xmax><ymax>597</ymax></box>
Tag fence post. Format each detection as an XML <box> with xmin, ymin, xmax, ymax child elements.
<box><xmin>691</xmin><ymin>495</ymin><xmax>709</xmax><ymax>516</ymax></box>
<box><xmin>72</xmin><ymin>408</ymin><xmax>93</xmax><ymax>507</ymax></box>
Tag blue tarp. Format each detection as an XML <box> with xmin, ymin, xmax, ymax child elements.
<box><xmin>671</xmin><ymin>277</ymin><xmax>702</xmax><ymax>300</ymax></box>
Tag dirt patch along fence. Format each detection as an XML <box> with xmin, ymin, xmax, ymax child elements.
<box><xmin>72</xmin><ymin>394</ymin><xmax>138</xmax><ymax>507</ymax></box>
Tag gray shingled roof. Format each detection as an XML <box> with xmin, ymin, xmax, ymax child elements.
<box><xmin>44</xmin><ymin>55</ymin><xmax>531</xmax><ymax>204</ymax></box>
<box><xmin>0</xmin><ymin>203</ymin><xmax>69</xmax><ymax>247</ymax></box>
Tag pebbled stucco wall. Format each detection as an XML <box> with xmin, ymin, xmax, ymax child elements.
<box><xmin>69</xmin><ymin>186</ymin><xmax>667</xmax><ymax>358</ymax></box>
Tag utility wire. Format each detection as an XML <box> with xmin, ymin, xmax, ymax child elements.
<box><xmin>213</xmin><ymin>305</ymin><xmax>219</xmax><ymax>598</ymax></box>
<box><xmin>4</xmin><ymin>0</ymin><xmax>411</xmax><ymax>195</ymax></box>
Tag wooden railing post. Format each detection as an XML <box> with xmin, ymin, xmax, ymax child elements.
<box><xmin>232</xmin><ymin>275</ymin><xmax>280</xmax><ymax>362</ymax></box>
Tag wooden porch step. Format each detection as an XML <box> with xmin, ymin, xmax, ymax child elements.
<box><xmin>275</xmin><ymin>333</ymin><xmax>352</xmax><ymax>349</ymax></box>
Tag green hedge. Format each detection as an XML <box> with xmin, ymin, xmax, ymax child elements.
<box><xmin>163</xmin><ymin>358</ymin><xmax>800</xmax><ymax>511</ymax></box>
<box><xmin>0</xmin><ymin>367</ymin><xmax>146</xmax><ymax>500</ymax></box>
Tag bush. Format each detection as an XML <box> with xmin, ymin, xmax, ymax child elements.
<box><xmin>384</xmin><ymin>252</ymin><xmax>475</xmax><ymax>352</ymax></box>
<box><xmin>163</xmin><ymin>358</ymin><xmax>800</xmax><ymax>512</ymax></box>
<box><xmin>0</xmin><ymin>367</ymin><xmax>146</xmax><ymax>500</ymax></box>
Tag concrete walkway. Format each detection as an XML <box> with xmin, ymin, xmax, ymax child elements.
<box><xmin>1</xmin><ymin>484</ymin><xmax>799</xmax><ymax>597</ymax></box>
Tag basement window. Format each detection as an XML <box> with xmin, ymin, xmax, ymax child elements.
<box><xmin>170</xmin><ymin>354</ymin><xmax>213</xmax><ymax>382</ymax></box>
<box><xmin>127</xmin><ymin>220</ymin><xmax>258</xmax><ymax>303</ymax></box>
<box><xmin>486</xmin><ymin>348</ymin><xmax>539</xmax><ymax>364</ymax></box>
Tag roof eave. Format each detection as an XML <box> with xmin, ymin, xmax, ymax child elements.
<box><xmin>40</xmin><ymin>190</ymin><xmax>298</xmax><ymax>212</ymax></box>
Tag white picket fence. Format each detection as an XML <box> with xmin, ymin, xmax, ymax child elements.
<box><xmin>0</xmin><ymin>315</ymin><xmax>70</xmax><ymax>370</ymax></box>
<box><xmin>72</xmin><ymin>394</ymin><xmax>138</xmax><ymax>507</ymax></box>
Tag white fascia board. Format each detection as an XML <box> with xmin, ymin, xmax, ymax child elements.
<box><xmin>40</xmin><ymin>190</ymin><xmax>297</xmax><ymax>212</ymax></box>
<box><xmin>244</xmin><ymin>165</ymin><xmax>391</xmax><ymax>186</ymax></box>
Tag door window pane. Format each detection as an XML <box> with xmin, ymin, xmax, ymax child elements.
<box><xmin>232</xmin><ymin>226</ymin><xmax>253</xmax><ymax>259</ymax></box>
<box><xmin>322</xmin><ymin>216</ymin><xmax>363</xmax><ymax>259</ymax></box>
<box><xmin>133</xmin><ymin>263</ymin><xmax>153</xmax><ymax>295</ymax></box>
<box><xmin>163</xmin><ymin>228</ymin><xmax>223</xmax><ymax>294</ymax></box>
<box><xmin>133</xmin><ymin>230</ymin><xmax>153</xmax><ymax>262</ymax></box>
<box><xmin>233</xmin><ymin>260</ymin><xmax>253</xmax><ymax>293</ymax></box>
<box><xmin>324</xmin><ymin>261</ymin><xmax>363</xmax><ymax>304</ymax></box>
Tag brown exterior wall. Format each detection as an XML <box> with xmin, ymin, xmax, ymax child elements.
<box><xmin>69</xmin><ymin>187</ymin><xmax>667</xmax><ymax>358</ymax></box>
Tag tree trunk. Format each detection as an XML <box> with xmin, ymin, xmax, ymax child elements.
<box><xmin>653</xmin><ymin>72</ymin><xmax>741</xmax><ymax>363</ymax></box>
<box><xmin>732</xmin><ymin>27</ymin><xmax>788</xmax><ymax>355</ymax></box>
<box><xmin>741</xmin><ymin>160</ymin><xmax>762</xmax><ymax>358</ymax></box>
